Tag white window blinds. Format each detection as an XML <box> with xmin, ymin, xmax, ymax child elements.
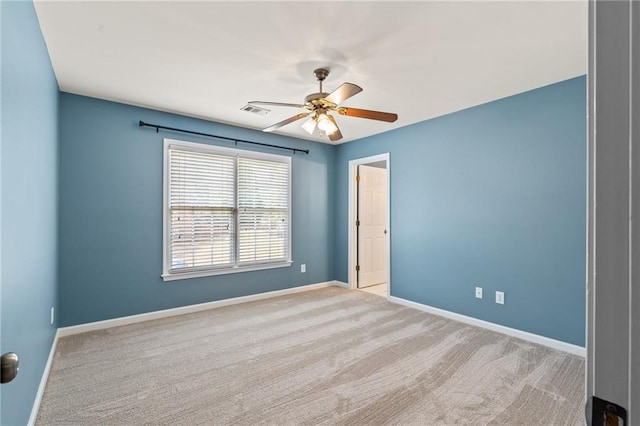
<box><xmin>238</xmin><ymin>157</ymin><xmax>289</xmax><ymax>265</ymax></box>
<box><xmin>169</xmin><ymin>149</ymin><xmax>235</xmax><ymax>271</ymax></box>
<box><xmin>165</xmin><ymin>140</ymin><xmax>291</xmax><ymax>278</ymax></box>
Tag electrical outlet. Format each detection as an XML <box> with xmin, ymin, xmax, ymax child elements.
<box><xmin>50</xmin><ymin>306</ymin><xmax>55</xmax><ymax>325</ymax></box>
<box><xmin>300</xmin><ymin>264</ymin><xmax>306</xmax><ymax>273</ymax></box>
<box><xmin>495</xmin><ymin>291</ymin><xmax>505</xmax><ymax>305</ymax></box>
<box><xmin>475</xmin><ymin>287</ymin><xmax>483</xmax><ymax>299</ymax></box>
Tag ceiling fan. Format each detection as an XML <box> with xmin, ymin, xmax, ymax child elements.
<box><xmin>248</xmin><ymin>68</ymin><xmax>398</xmax><ymax>142</ymax></box>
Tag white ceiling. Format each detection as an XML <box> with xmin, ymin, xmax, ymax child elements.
<box><xmin>34</xmin><ymin>1</ymin><xmax>587</xmax><ymax>144</ymax></box>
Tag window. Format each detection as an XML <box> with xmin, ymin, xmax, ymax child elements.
<box><xmin>163</xmin><ymin>139</ymin><xmax>291</xmax><ymax>281</ymax></box>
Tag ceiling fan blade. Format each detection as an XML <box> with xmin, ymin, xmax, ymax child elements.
<box><xmin>337</xmin><ymin>107</ymin><xmax>398</xmax><ymax>123</ymax></box>
<box><xmin>327</xmin><ymin>115</ymin><xmax>343</xmax><ymax>142</ymax></box>
<box><xmin>324</xmin><ymin>83</ymin><xmax>363</xmax><ymax>105</ymax></box>
<box><xmin>263</xmin><ymin>112</ymin><xmax>311</xmax><ymax>132</ymax></box>
<box><xmin>249</xmin><ymin>101</ymin><xmax>307</xmax><ymax>109</ymax></box>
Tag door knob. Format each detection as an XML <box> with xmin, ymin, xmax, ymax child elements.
<box><xmin>384</xmin><ymin>229</ymin><xmax>387</xmax><ymax>234</ymax></box>
<box><xmin>1</xmin><ymin>352</ymin><xmax>19</xmax><ymax>384</ymax></box>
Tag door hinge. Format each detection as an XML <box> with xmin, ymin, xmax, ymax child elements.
<box><xmin>356</xmin><ymin>220</ymin><xmax>360</xmax><ymax>227</ymax></box>
<box><xmin>355</xmin><ymin>265</ymin><xmax>360</xmax><ymax>272</ymax></box>
<box><xmin>356</xmin><ymin>175</ymin><xmax>361</xmax><ymax>183</ymax></box>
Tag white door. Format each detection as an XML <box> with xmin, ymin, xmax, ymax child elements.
<box><xmin>357</xmin><ymin>165</ymin><xmax>387</xmax><ymax>288</ymax></box>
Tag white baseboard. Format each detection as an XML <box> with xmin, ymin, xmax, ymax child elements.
<box><xmin>58</xmin><ymin>281</ymin><xmax>343</xmax><ymax>337</ymax></box>
<box><xmin>332</xmin><ymin>280</ymin><xmax>349</xmax><ymax>288</ymax></box>
<box><xmin>388</xmin><ymin>296</ymin><xmax>586</xmax><ymax>357</ymax></box>
<box><xmin>28</xmin><ymin>329</ymin><xmax>59</xmax><ymax>426</ymax></box>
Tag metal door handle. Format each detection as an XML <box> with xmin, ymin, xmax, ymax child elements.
<box><xmin>1</xmin><ymin>352</ymin><xmax>19</xmax><ymax>384</ymax></box>
<box><xmin>384</xmin><ymin>229</ymin><xmax>387</xmax><ymax>234</ymax></box>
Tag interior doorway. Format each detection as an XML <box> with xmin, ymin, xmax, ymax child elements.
<box><xmin>348</xmin><ymin>154</ymin><xmax>390</xmax><ymax>298</ymax></box>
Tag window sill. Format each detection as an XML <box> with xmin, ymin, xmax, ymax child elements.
<box><xmin>162</xmin><ymin>261</ymin><xmax>292</xmax><ymax>282</ymax></box>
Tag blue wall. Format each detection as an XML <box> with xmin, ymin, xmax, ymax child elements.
<box><xmin>335</xmin><ymin>77</ymin><xmax>587</xmax><ymax>346</ymax></box>
<box><xmin>58</xmin><ymin>94</ymin><xmax>336</xmax><ymax>326</ymax></box>
<box><xmin>59</xmin><ymin>78</ymin><xmax>586</xmax><ymax>345</ymax></box>
<box><xmin>1</xmin><ymin>1</ymin><xmax>59</xmax><ymax>424</ymax></box>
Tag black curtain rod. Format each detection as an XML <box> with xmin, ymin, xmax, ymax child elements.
<box><xmin>139</xmin><ymin>121</ymin><xmax>309</xmax><ymax>155</ymax></box>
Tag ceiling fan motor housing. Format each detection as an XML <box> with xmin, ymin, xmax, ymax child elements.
<box><xmin>304</xmin><ymin>92</ymin><xmax>331</xmax><ymax>106</ymax></box>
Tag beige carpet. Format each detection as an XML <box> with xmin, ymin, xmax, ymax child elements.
<box><xmin>37</xmin><ymin>287</ymin><xmax>585</xmax><ymax>425</ymax></box>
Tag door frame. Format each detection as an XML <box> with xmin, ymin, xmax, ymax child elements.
<box><xmin>348</xmin><ymin>153</ymin><xmax>391</xmax><ymax>297</ymax></box>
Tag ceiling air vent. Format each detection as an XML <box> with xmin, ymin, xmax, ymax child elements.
<box><xmin>241</xmin><ymin>104</ymin><xmax>270</xmax><ymax>115</ymax></box>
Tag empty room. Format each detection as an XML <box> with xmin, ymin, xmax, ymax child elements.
<box><xmin>2</xmin><ymin>1</ymin><xmax>638</xmax><ymax>425</ymax></box>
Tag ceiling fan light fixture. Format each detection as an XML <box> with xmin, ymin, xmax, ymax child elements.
<box><xmin>316</xmin><ymin>113</ymin><xmax>338</xmax><ymax>135</ymax></box>
<box><xmin>301</xmin><ymin>116</ymin><xmax>317</xmax><ymax>135</ymax></box>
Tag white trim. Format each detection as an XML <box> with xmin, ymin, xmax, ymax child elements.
<box><xmin>389</xmin><ymin>295</ymin><xmax>586</xmax><ymax>357</ymax></box>
<box><xmin>332</xmin><ymin>280</ymin><xmax>349</xmax><ymax>288</ymax></box>
<box><xmin>28</xmin><ymin>330</ymin><xmax>59</xmax><ymax>426</ymax></box>
<box><xmin>57</xmin><ymin>281</ymin><xmax>341</xmax><ymax>337</ymax></box>
<box><xmin>162</xmin><ymin>138</ymin><xmax>169</xmax><ymax>285</ymax></box>
<box><xmin>348</xmin><ymin>153</ymin><xmax>391</xmax><ymax>299</ymax></box>
<box><xmin>162</xmin><ymin>261</ymin><xmax>292</xmax><ymax>281</ymax></box>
